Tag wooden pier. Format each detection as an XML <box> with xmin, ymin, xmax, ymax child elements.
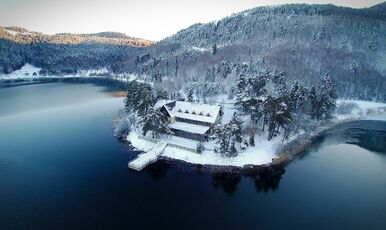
<box><xmin>128</xmin><ymin>142</ymin><xmax>168</xmax><ymax>171</ymax></box>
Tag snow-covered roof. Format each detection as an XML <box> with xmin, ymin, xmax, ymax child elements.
<box><xmin>170</xmin><ymin>101</ymin><xmax>221</xmax><ymax>124</ymax></box>
<box><xmin>169</xmin><ymin>121</ymin><xmax>210</xmax><ymax>135</ymax></box>
<box><xmin>154</xmin><ymin>100</ymin><xmax>174</xmax><ymax>110</ymax></box>
<box><xmin>155</xmin><ymin>100</ymin><xmax>221</xmax><ymax>124</ymax></box>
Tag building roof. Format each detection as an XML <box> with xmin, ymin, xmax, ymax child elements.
<box><xmin>170</xmin><ymin>101</ymin><xmax>221</xmax><ymax>124</ymax></box>
<box><xmin>169</xmin><ymin>121</ymin><xmax>211</xmax><ymax>135</ymax></box>
<box><xmin>154</xmin><ymin>100</ymin><xmax>174</xmax><ymax>110</ymax></box>
<box><xmin>155</xmin><ymin>100</ymin><xmax>221</xmax><ymax>124</ymax></box>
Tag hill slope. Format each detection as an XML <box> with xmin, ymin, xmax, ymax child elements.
<box><xmin>128</xmin><ymin>3</ymin><xmax>386</xmax><ymax>101</ymax></box>
<box><xmin>1</xmin><ymin>3</ymin><xmax>385</xmax><ymax>101</ymax></box>
<box><xmin>0</xmin><ymin>27</ymin><xmax>153</xmax><ymax>74</ymax></box>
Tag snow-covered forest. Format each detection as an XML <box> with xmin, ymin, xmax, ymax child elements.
<box><xmin>131</xmin><ymin>3</ymin><xmax>386</xmax><ymax>102</ymax></box>
<box><xmin>115</xmin><ymin>65</ymin><xmax>341</xmax><ymax>161</ymax></box>
<box><xmin>1</xmin><ymin>3</ymin><xmax>386</xmax><ymax>101</ymax></box>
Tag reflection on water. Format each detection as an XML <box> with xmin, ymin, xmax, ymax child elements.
<box><xmin>143</xmin><ymin>120</ymin><xmax>386</xmax><ymax>196</ymax></box>
<box><xmin>212</xmin><ymin>172</ymin><xmax>241</xmax><ymax>195</ymax></box>
<box><xmin>252</xmin><ymin>168</ymin><xmax>285</xmax><ymax>192</ymax></box>
<box><xmin>1</xmin><ymin>82</ymin><xmax>385</xmax><ymax>229</ymax></box>
<box><xmin>145</xmin><ymin>160</ymin><xmax>171</xmax><ymax>182</ymax></box>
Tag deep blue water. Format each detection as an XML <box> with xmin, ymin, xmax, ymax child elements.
<box><xmin>0</xmin><ymin>82</ymin><xmax>385</xmax><ymax>230</ymax></box>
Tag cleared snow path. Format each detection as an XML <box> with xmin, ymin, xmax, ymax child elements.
<box><xmin>128</xmin><ymin>142</ymin><xmax>167</xmax><ymax>171</ymax></box>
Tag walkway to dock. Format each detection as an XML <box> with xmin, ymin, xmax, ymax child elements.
<box><xmin>128</xmin><ymin>142</ymin><xmax>168</xmax><ymax>171</ymax></box>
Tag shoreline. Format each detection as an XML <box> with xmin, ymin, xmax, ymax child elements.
<box><xmin>120</xmin><ymin>114</ymin><xmax>386</xmax><ymax>173</ymax></box>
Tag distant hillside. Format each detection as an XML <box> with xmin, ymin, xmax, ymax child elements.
<box><xmin>0</xmin><ymin>27</ymin><xmax>153</xmax><ymax>46</ymax></box>
<box><xmin>0</xmin><ymin>27</ymin><xmax>153</xmax><ymax>74</ymax></box>
<box><xmin>129</xmin><ymin>3</ymin><xmax>386</xmax><ymax>101</ymax></box>
<box><xmin>1</xmin><ymin>3</ymin><xmax>385</xmax><ymax>101</ymax></box>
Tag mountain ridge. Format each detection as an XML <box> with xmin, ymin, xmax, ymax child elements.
<box><xmin>1</xmin><ymin>2</ymin><xmax>385</xmax><ymax>101</ymax></box>
<box><xmin>0</xmin><ymin>26</ymin><xmax>154</xmax><ymax>47</ymax></box>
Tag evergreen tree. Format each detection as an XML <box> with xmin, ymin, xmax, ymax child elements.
<box><xmin>308</xmin><ymin>85</ymin><xmax>318</xmax><ymax>119</ymax></box>
<box><xmin>228</xmin><ymin>139</ymin><xmax>238</xmax><ymax>157</ymax></box>
<box><xmin>125</xmin><ymin>81</ymin><xmax>139</xmax><ymax>111</ymax></box>
<box><xmin>155</xmin><ymin>89</ymin><xmax>168</xmax><ymax>101</ymax></box>
<box><xmin>249</xmin><ymin>133</ymin><xmax>255</xmax><ymax>147</ymax></box>
<box><xmin>235</xmin><ymin>74</ymin><xmax>248</xmax><ymax>112</ymax></box>
<box><xmin>196</xmin><ymin>141</ymin><xmax>205</xmax><ymax>154</ymax></box>
<box><xmin>141</xmin><ymin>108</ymin><xmax>173</xmax><ymax>139</ymax></box>
<box><xmin>318</xmin><ymin>74</ymin><xmax>337</xmax><ymax>120</ymax></box>
<box><xmin>187</xmin><ymin>88</ymin><xmax>194</xmax><ymax>102</ymax></box>
<box><xmin>212</xmin><ymin>43</ymin><xmax>217</xmax><ymax>55</ymax></box>
<box><xmin>229</xmin><ymin>112</ymin><xmax>243</xmax><ymax>143</ymax></box>
<box><xmin>137</xmin><ymin>87</ymin><xmax>153</xmax><ymax>116</ymax></box>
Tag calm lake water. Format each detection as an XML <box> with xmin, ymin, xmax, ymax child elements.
<box><xmin>0</xmin><ymin>82</ymin><xmax>385</xmax><ymax>230</ymax></box>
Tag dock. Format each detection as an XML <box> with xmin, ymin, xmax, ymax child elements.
<box><xmin>128</xmin><ymin>142</ymin><xmax>168</xmax><ymax>171</ymax></box>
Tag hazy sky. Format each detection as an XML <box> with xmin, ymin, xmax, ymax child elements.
<box><xmin>0</xmin><ymin>0</ymin><xmax>383</xmax><ymax>40</ymax></box>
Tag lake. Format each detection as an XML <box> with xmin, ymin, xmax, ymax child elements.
<box><xmin>0</xmin><ymin>82</ymin><xmax>385</xmax><ymax>229</ymax></box>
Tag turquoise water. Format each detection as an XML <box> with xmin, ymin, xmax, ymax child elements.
<box><xmin>0</xmin><ymin>82</ymin><xmax>385</xmax><ymax>229</ymax></box>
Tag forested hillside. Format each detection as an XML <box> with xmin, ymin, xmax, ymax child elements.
<box><xmin>1</xmin><ymin>3</ymin><xmax>386</xmax><ymax>101</ymax></box>
<box><xmin>0</xmin><ymin>26</ymin><xmax>153</xmax><ymax>74</ymax></box>
<box><xmin>132</xmin><ymin>3</ymin><xmax>386</xmax><ymax>101</ymax></box>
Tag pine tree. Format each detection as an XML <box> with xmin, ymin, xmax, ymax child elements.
<box><xmin>249</xmin><ymin>133</ymin><xmax>255</xmax><ymax>147</ymax></box>
<box><xmin>318</xmin><ymin>74</ymin><xmax>337</xmax><ymax>120</ymax></box>
<box><xmin>196</xmin><ymin>141</ymin><xmax>205</xmax><ymax>154</ymax></box>
<box><xmin>155</xmin><ymin>89</ymin><xmax>168</xmax><ymax>101</ymax></box>
<box><xmin>187</xmin><ymin>88</ymin><xmax>194</xmax><ymax>102</ymax></box>
<box><xmin>141</xmin><ymin>108</ymin><xmax>173</xmax><ymax>139</ymax></box>
<box><xmin>125</xmin><ymin>81</ymin><xmax>139</xmax><ymax>111</ymax></box>
<box><xmin>137</xmin><ymin>88</ymin><xmax>153</xmax><ymax>116</ymax></box>
<box><xmin>235</xmin><ymin>74</ymin><xmax>248</xmax><ymax>112</ymax></box>
<box><xmin>229</xmin><ymin>112</ymin><xmax>243</xmax><ymax>143</ymax></box>
<box><xmin>212</xmin><ymin>43</ymin><xmax>217</xmax><ymax>55</ymax></box>
<box><xmin>308</xmin><ymin>85</ymin><xmax>318</xmax><ymax>119</ymax></box>
<box><xmin>228</xmin><ymin>139</ymin><xmax>238</xmax><ymax>157</ymax></box>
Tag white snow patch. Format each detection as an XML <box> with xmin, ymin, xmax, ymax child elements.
<box><xmin>335</xmin><ymin>100</ymin><xmax>386</xmax><ymax>120</ymax></box>
<box><xmin>127</xmin><ymin>130</ymin><xmax>278</xmax><ymax>167</ymax></box>
<box><xmin>191</xmin><ymin>46</ymin><xmax>210</xmax><ymax>53</ymax></box>
<box><xmin>76</xmin><ymin>68</ymin><xmax>109</xmax><ymax>77</ymax></box>
<box><xmin>5</xmin><ymin>29</ymin><xmax>18</xmax><ymax>36</ymax></box>
<box><xmin>1</xmin><ymin>63</ymin><xmax>41</xmax><ymax>79</ymax></box>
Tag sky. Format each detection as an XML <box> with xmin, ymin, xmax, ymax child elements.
<box><xmin>0</xmin><ymin>0</ymin><xmax>384</xmax><ymax>41</ymax></box>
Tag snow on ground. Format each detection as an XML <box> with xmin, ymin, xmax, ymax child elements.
<box><xmin>1</xmin><ymin>64</ymin><xmax>41</xmax><ymax>79</ymax></box>
<box><xmin>129</xmin><ymin>142</ymin><xmax>167</xmax><ymax>169</ymax></box>
<box><xmin>76</xmin><ymin>68</ymin><xmax>109</xmax><ymax>77</ymax></box>
<box><xmin>127</xmin><ymin>99</ymin><xmax>386</xmax><ymax>168</ymax></box>
<box><xmin>191</xmin><ymin>46</ymin><xmax>210</xmax><ymax>53</ymax></box>
<box><xmin>5</xmin><ymin>29</ymin><xmax>18</xmax><ymax>36</ymax></box>
<box><xmin>127</xmin><ymin>129</ymin><xmax>279</xmax><ymax>167</ymax></box>
<box><xmin>336</xmin><ymin>100</ymin><xmax>386</xmax><ymax>121</ymax></box>
<box><xmin>4</xmin><ymin>29</ymin><xmax>35</xmax><ymax>36</ymax></box>
<box><xmin>162</xmin><ymin>137</ymin><xmax>277</xmax><ymax>167</ymax></box>
<box><xmin>0</xmin><ymin>64</ymin><xmax>147</xmax><ymax>84</ymax></box>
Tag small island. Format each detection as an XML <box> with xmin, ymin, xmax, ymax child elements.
<box><xmin>114</xmin><ymin>73</ymin><xmax>386</xmax><ymax>171</ymax></box>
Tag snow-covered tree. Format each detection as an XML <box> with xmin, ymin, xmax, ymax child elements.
<box><xmin>317</xmin><ymin>74</ymin><xmax>337</xmax><ymax>120</ymax></box>
<box><xmin>229</xmin><ymin>112</ymin><xmax>243</xmax><ymax>143</ymax></box>
<box><xmin>141</xmin><ymin>108</ymin><xmax>173</xmax><ymax>139</ymax></box>
<box><xmin>196</xmin><ymin>141</ymin><xmax>205</xmax><ymax>154</ymax></box>
<box><xmin>137</xmin><ymin>87</ymin><xmax>153</xmax><ymax>116</ymax></box>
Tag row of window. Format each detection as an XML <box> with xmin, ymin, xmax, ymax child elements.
<box><xmin>175</xmin><ymin>117</ymin><xmax>211</xmax><ymax>127</ymax></box>
<box><xmin>171</xmin><ymin>129</ymin><xmax>208</xmax><ymax>142</ymax></box>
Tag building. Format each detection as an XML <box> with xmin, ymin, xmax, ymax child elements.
<box><xmin>154</xmin><ymin>100</ymin><xmax>222</xmax><ymax>141</ymax></box>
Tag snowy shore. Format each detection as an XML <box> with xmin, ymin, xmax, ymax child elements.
<box><xmin>0</xmin><ymin>63</ymin><xmax>137</xmax><ymax>81</ymax></box>
<box><xmin>127</xmin><ymin>100</ymin><xmax>386</xmax><ymax>168</ymax></box>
